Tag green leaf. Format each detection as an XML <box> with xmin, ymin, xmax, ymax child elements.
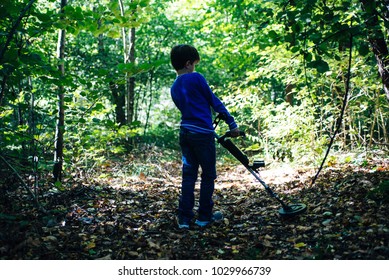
<box><xmin>243</xmin><ymin>143</ymin><xmax>261</xmax><ymax>152</ymax></box>
<box><xmin>307</xmin><ymin>58</ymin><xmax>329</xmax><ymax>73</ymax></box>
<box><xmin>304</xmin><ymin>52</ymin><xmax>313</xmax><ymax>62</ymax></box>
<box><xmin>268</xmin><ymin>30</ymin><xmax>278</xmax><ymax>39</ymax></box>
<box><xmin>94</xmin><ymin>103</ymin><xmax>105</xmax><ymax>111</ymax></box>
<box><xmin>358</xmin><ymin>43</ymin><xmax>370</xmax><ymax>56</ymax></box>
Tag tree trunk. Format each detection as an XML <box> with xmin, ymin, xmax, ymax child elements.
<box><xmin>53</xmin><ymin>0</ymin><xmax>67</xmax><ymax>182</ymax></box>
<box><xmin>285</xmin><ymin>83</ymin><xmax>294</xmax><ymax>105</ymax></box>
<box><xmin>96</xmin><ymin>13</ymin><xmax>126</xmax><ymax>126</ymax></box>
<box><xmin>144</xmin><ymin>70</ymin><xmax>154</xmax><ymax>134</ymax></box>
<box><xmin>360</xmin><ymin>0</ymin><xmax>389</xmax><ymax>102</ymax></box>
<box><xmin>127</xmin><ymin>26</ymin><xmax>136</xmax><ymax>124</ymax></box>
<box><xmin>118</xmin><ymin>0</ymin><xmax>136</xmax><ymax>125</ymax></box>
<box><xmin>110</xmin><ymin>81</ymin><xmax>126</xmax><ymax>125</ymax></box>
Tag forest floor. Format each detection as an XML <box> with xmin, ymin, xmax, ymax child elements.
<box><xmin>1</xmin><ymin>150</ymin><xmax>388</xmax><ymax>260</ymax></box>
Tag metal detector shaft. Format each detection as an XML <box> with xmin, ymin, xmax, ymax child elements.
<box><xmin>213</xmin><ymin>114</ymin><xmax>306</xmax><ymax>216</ymax></box>
<box><xmin>246</xmin><ymin>168</ymin><xmax>289</xmax><ymax>209</ymax></box>
<box><xmin>215</xmin><ymin>131</ymin><xmax>290</xmax><ymax>210</ymax></box>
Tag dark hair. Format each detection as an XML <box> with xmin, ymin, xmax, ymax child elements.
<box><xmin>170</xmin><ymin>44</ymin><xmax>200</xmax><ymax>71</ymax></box>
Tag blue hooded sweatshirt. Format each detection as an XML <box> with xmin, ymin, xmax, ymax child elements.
<box><xmin>171</xmin><ymin>72</ymin><xmax>237</xmax><ymax>133</ymax></box>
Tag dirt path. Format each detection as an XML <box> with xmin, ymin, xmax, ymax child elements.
<box><xmin>1</xmin><ymin>160</ymin><xmax>388</xmax><ymax>259</ymax></box>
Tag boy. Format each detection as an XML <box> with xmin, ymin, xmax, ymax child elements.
<box><xmin>170</xmin><ymin>44</ymin><xmax>240</xmax><ymax>229</ymax></box>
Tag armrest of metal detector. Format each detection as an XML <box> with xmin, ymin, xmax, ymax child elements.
<box><xmin>217</xmin><ymin>131</ymin><xmax>249</xmax><ymax>167</ymax></box>
<box><xmin>217</xmin><ymin>131</ymin><xmax>265</xmax><ymax>171</ymax></box>
<box><xmin>222</xmin><ymin>130</ymin><xmax>246</xmax><ymax>138</ymax></box>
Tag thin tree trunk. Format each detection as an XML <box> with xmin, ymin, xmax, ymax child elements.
<box><xmin>379</xmin><ymin>110</ymin><xmax>388</xmax><ymax>143</ymax></box>
<box><xmin>53</xmin><ymin>0</ymin><xmax>67</xmax><ymax>182</ymax></box>
<box><xmin>110</xmin><ymin>81</ymin><xmax>126</xmax><ymax>125</ymax></box>
<box><xmin>360</xmin><ymin>0</ymin><xmax>389</xmax><ymax>102</ymax></box>
<box><xmin>369</xmin><ymin>106</ymin><xmax>378</xmax><ymax>148</ymax></box>
<box><xmin>96</xmin><ymin>9</ymin><xmax>126</xmax><ymax>126</ymax></box>
<box><xmin>128</xmin><ymin>27</ymin><xmax>136</xmax><ymax>125</ymax></box>
<box><xmin>144</xmin><ymin>70</ymin><xmax>154</xmax><ymax>134</ymax></box>
<box><xmin>118</xmin><ymin>0</ymin><xmax>136</xmax><ymax>125</ymax></box>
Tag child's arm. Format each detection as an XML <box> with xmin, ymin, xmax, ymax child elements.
<box><xmin>209</xmin><ymin>95</ymin><xmax>238</xmax><ymax>131</ymax></box>
<box><xmin>196</xmin><ymin>74</ymin><xmax>238</xmax><ymax>130</ymax></box>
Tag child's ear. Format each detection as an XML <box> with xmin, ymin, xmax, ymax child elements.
<box><xmin>185</xmin><ymin>60</ymin><xmax>192</xmax><ymax>68</ymax></box>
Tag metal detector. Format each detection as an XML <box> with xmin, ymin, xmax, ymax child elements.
<box><xmin>214</xmin><ymin>114</ymin><xmax>307</xmax><ymax>217</ymax></box>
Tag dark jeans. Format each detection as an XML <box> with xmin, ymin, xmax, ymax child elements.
<box><xmin>178</xmin><ymin>128</ymin><xmax>216</xmax><ymax>222</ymax></box>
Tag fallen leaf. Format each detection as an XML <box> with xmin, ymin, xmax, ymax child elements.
<box><xmin>139</xmin><ymin>172</ymin><xmax>146</xmax><ymax>181</ymax></box>
<box><xmin>148</xmin><ymin>240</ymin><xmax>160</xmax><ymax>249</ymax></box>
<box><xmin>294</xmin><ymin>242</ymin><xmax>306</xmax><ymax>249</ymax></box>
<box><xmin>42</xmin><ymin>236</ymin><xmax>58</xmax><ymax>243</ymax></box>
<box><xmin>262</xmin><ymin>239</ymin><xmax>273</xmax><ymax>247</ymax></box>
<box><xmin>96</xmin><ymin>254</ymin><xmax>111</xmax><ymax>260</ymax></box>
<box><xmin>128</xmin><ymin>251</ymin><xmax>139</xmax><ymax>257</ymax></box>
<box><xmin>85</xmin><ymin>242</ymin><xmax>96</xmax><ymax>250</ymax></box>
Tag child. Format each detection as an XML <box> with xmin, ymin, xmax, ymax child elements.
<box><xmin>170</xmin><ymin>44</ymin><xmax>240</xmax><ymax>229</ymax></box>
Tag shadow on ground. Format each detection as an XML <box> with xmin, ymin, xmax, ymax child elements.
<box><xmin>1</xmin><ymin>161</ymin><xmax>388</xmax><ymax>260</ymax></box>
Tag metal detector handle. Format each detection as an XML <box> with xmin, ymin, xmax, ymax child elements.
<box><xmin>217</xmin><ymin>112</ymin><xmax>228</xmax><ymax>121</ymax></box>
<box><xmin>224</xmin><ymin>130</ymin><xmax>246</xmax><ymax>138</ymax></box>
<box><xmin>213</xmin><ymin>113</ymin><xmax>228</xmax><ymax>130</ymax></box>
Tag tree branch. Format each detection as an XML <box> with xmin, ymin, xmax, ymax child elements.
<box><xmin>311</xmin><ymin>31</ymin><xmax>353</xmax><ymax>187</ymax></box>
<box><xmin>0</xmin><ymin>0</ymin><xmax>36</xmax><ymax>61</ymax></box>
<box><xmin>0</xmin><ymin>154</ymin><xmax>47</xmax><ymax>213</ymax></box>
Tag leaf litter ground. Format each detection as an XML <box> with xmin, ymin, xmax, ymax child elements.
<box><xmin>1</xmin><ymin>156</ymin><xmax>388</xmax><ymax>260</ymax></box>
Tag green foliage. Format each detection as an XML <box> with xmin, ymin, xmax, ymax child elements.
<box><xmin>259</xmin><ymin>101</ymin><xmax>319</xmax><ymax>163</ymax></box>
<box><xmin>67</xmin><ymin>120</ymin><xmax>141</xmax><ymax>168</ymax></box>
<box><xmin>0</xmin><ymin>0</ymin><xmax>388</xmax><ymax>185</ymax></box>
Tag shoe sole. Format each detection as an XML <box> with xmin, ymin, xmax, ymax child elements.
<box><xmin>195</xmin><ymin>220</ymin><xmax>210</xmax><ymax>227</ymax></box>
<box><xmin>178</xmin><ymin>224</ymin><xmax>189</xmax><ymax>229</ymax></box>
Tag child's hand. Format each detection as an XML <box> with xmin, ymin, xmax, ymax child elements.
<box><xmin>229</xmin><ymin>127</ymin><xmax>241</xmax><ymax>137</ymax></box>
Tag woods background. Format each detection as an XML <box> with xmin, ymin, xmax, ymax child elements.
<box><xmin>0</xmin><ymin>0</ymin><xmax>388</xmax><ymax>260</ymax></box>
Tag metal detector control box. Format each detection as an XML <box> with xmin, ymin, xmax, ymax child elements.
<box><xmin>249</xmin><ymin>159</ymin><xmax>265</xmax><ymax>171</ymax></box>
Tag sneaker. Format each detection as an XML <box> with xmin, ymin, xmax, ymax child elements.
<box><xmin>195</xmin><ymin>211</ymin><xmax>223</xmax><ymax>227</ymax></box>
<box><xmin>177</xmin><ymin>217</ymin><xmax>190</xmax><ymax>229</ymax></box>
